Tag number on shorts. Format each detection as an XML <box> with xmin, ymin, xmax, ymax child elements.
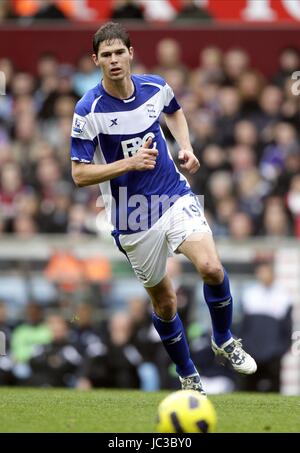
<box><xmin>182</xmin><ymin>204</ymin><xmax>201</xmax><ymax>218</ymax></box>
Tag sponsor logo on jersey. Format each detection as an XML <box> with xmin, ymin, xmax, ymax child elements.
<box><xmin>109</xmin><ymin>118</ymin><xmax>118</xmax><ymax>127</ymax></box>
<box><xmin>121</xmin><ymin>132</ymin><xmax>156</xmax><ymax>158</ymax></box>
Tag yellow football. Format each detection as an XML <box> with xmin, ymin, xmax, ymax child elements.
<box><xmin>156</xmin><ymin>390</ymin><xmax>217</xmax><ymax>433</ymax></box>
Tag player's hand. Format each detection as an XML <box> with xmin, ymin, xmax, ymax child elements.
<box><xmin>178</xmin><ymin>149</ymin><xmax>200</xmax><ymax>175</ymax></box>
<box><xmin>130</xmin><ymin>137</ymin><xmax>158</xmax><ymax>171</ymax></box>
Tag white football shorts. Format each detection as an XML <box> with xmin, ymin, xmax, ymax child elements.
<box><xmin>118</xmin><ymin>193</ymin><xmax>212</xmax><ymax>288</ymax></box>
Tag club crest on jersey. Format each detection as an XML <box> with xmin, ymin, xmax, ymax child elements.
<box><xmin>73</xmin><ymin>117</ymin><xmax>86</xmax><ymax>134</ymax></box>
<box><xmin>146</xmin><ymin>103</ymin><xmax>156</xmax><ymax>118</ymax></box>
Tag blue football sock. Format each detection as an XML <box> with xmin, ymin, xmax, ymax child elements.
<box><xmin>152</xmin><ymin>312</ymin><xmax>196</xmax><ymax>378</ymax></box>
<box><xmin>203</xmin><ymin>270</ymin><xmax>233</xmax><ymax>347</ymax></box>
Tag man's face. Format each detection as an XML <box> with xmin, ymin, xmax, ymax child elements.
<box><xmin>255</xmin><ymin>264</ymin><xmax>274</xmax><ymax>287</ymax></box>
<box><xmin>93</xmin><ymin>39</ymin><xmax>133</xmax><ymax>82</ymax></box>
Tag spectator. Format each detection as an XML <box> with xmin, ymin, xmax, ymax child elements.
<box><xmin>233</xmin><ymin>120</ymin><xmax>260</xmax><ymax>151</ymax></box>
<box><xmin>238</xmin><ymin>70</ymin><xmax>265</xmax><ymax>116</ymax></box>
<box><xmin>0</xmin><ymin>0</ymin><xmax>18</xmax><ymax>21</ymax></box>
<box><xmin>32</xmin><ymin>0</ymin><xmax>68</xmax><ymax>21</ymax></box>
<box><xmin>177</xmin><ymin>92</ymin><xmax>200</xmax><ymax>126</ymax></box>
<box><xmin>175</xmin><ymin>0</ymin><xmax>213</xmax><ymax>22</ymax></box>
<box><xmin>38</xmin><ymin>64</ymin><xmax>78</xmax><ymax>120</ymax></box>
<box><xmin>162</xmin><ymin>67</ymin><xmax>187</xmax><ymax>97</ymax></box>
<box><xmin>206</xmin><ymin>171</ymin><xmax>234</xmax><ymax>215</ymax></box>
<box><xmin>255</xmin><ymin>85</ymin><xmax>283</xmax><ymax>143</ymax></box>
<box><xmin>272</xmin><ymin>47</ymin><xmax>300</xmax><ymax>88</ymax></box>
<box><xmin>236</xmin><ymin>168</ymin><xmax>268</xmax><ymax>224</ymax></box>
<box><xmin>11</xmin><ymin>72</ymin><xmax>35</xmax><ymax>97</ymax></box>
<box><xmin>10</xmin><ymin>303</ymin><xmax>51</xmax><ymax>383</ymax></box>
<box><xmin>37</xmin><ymin>181</ymin><xmax>71</xmax><ymax>233</ymax></box>
<box><xmin>287</xmin><ymin>173</ymin><xmax>300</xmax><ymax>237</ymax></box>
<box><xmin>262</xmin><ymin>197</ymin><xmax>292</xmax><ymax>237</ymax></box>
<box><xmin>0</xmin><ymin>301</ymin><xmax>16</xmax><ymax>385</ymax></box>
<box><xmin>191</xmin><ymin>46</ymin><xmax>224</xmax><ymax>86</ymax></box>
<box><xmin>111</xmin><ymin>0</ymin><xmax>144</xmax><ymax>21</ymax></box>
<box><xmin>73</xmin><ymin>54</ymin><xmax>100</xmax><ymax>97</ymax></box>
<box><xmin>228</xmin><ymin>212</ymin><xmax>254</xmax><ymax>240</ymax></box>
<box><xmin>67</xmin><ymin>203</ymin><xmax>95</xmax><ymax>236</ymax></box>
<box><xmin>44</xmin><ymin>250</ymin><xmax>83</xmax><ymax>294</ymax></box>
<box><xmin>70</xmin><ymin>303</ymin><xmax>103</xmax><ymax>354</ymax></box>
<box><xmin>215</xmin><ymin>87</ymin><xmax>241</xmax><ymax>147</ymax></box>
<box><xmin>13</xmin><ymin>213</ymin><xmax>38</xmax><ymax>237</ymax></box>
<box><xmin>0</xmin><ymin>162</ymin><xmax>25</xmax><ymax>233</ymax></box>
<box><xmin>223</xmin><ymin>48</ymin><xmax>250</xmax><ymax>85</ymax></box>
<box><xmin>239</xmin><ymin>262</ymin><xmax>292</xmax><ymax>392</ymax></box>
<box><xmin>37</xmin><ymin>52</ymin><xmax>59</xmax><ymax>80</ymax></box>
<box><xmin>0</xmin><ymin>301</ymin><xmax>14</xmax><ymax>351</ymax></box>
<box><xmin>153</xmin><ymin>38</ymin><xmax>188</xmax><ymax>82</ymax></box>
<box><xmin>229</xmin><ymin>144</ymin><xmax>256</xmax><ymax>176</ymax></box>
<box><xmin>260</xmin><ymin>122</ymin><xmax>298</xmax><ymax>182</ymax></box>
<box><xmin>191</xmin><ymin>144</ymin><xmax>229</xmax><ymax>197</ymax></box>
<box><xmin>78</xmin><ymin>312</ymin><xmax>141</xmax><ymax>389</ymax></box>
<box><xmin>213</xmin><ymin>197</ymin><xmax>238</xmax><ymax>237</ymax></box>
<box><xmin>189</xmin><ymin>112</ymin><xmax>216</xmax><ymax>156</ymax></box>
<box><xmin>200</xmin><ymin>46</ymin><xmax>222</xmax><ymax>70</ymax></box>
<box><xmin>275</xmin><ymin>150</ymin><xmax>300</xmax><ymax>197</ymax></box>
<box><xmin>28</xmin><ymin>315</ymin><xmax>82</xmax><ymax>387</ymax></box>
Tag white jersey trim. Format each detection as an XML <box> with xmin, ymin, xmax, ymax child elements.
<box><xmin>87</xmin><ymin>89</ymin><xmax>163</xmax><ymax>136</ymax></box>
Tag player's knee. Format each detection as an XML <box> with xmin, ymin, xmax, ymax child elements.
<box><xmin>152</xmin><ymin>294</ymin><xmax>177</xmax><ymax>320</ymax></box>
<box><xmin>199</xmin><ymin>261</ymin><xmax>223</xmax><ymax>285</ymax></box>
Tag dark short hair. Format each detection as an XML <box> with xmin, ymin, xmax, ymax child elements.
<box><xmin>93</xmin><ymin>22</ymin><xmax>131</xmax><ymax>55</ymax></box>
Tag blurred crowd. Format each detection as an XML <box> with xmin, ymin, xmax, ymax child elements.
<box><xmin>0</xmin><ymin>259</ymin><xmax>292</xmax><ymax>393</ymax></box>
<box><xmin>0</xmin><ymin>0</ymin><xmax>214</xmax><ymax>23</ymax></box>
<box><xmin>0</xmin><ymin>42</ymin><xmax>300</xmax><ymax>239</ymax></box>
<box><xmin>0</xmin><ymin>258</ymin><xmax>216</xmax><ymax>391</ymax></box>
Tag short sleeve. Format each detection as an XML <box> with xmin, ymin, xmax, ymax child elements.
<box><xmin>162</xmin><ymin>83</ymin><xmax>181</xmax><ymax>114</ymax></box>
<box><xmin>70</xmin><ymin>112</ymin><xmax>97</xmax><ymax>164</ymax></box>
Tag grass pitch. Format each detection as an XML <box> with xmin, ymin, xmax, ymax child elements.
<box><xmin>0</xmin><ymin>388</ymin><xmax>299</xmax><ymax>433</ymax></box>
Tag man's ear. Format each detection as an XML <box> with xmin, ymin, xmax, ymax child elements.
<box><xmin>129</xmin><ymin>47</ymin><xmax>134</xmax><ymax>62</ymax></box>
<box><xmin>92</xmin><ymin>53</ymin><xmax>99</xmax><ymax>67</ymax></box>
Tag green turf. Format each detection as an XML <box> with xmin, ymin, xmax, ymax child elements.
<box><xmin>0</xmin><ymin>388</ymin><xmax>299</xmax><ymax>433</ymax></box>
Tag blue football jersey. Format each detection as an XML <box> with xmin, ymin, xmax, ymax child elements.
<box><xmin>70</xmin><ymin>74</ymin><xmax>192</xmax><ymax>234</ymax></box>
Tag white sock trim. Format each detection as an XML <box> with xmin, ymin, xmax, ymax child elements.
<box><xmin>153</xmin><ymin>312</ymin><xmax>177</xmax><ymax>323</ymax></box>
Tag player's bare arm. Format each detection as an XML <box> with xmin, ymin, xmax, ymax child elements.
<box><xmin>72</xmin><ymin>137</ymin><xmax>158</xmax><ymax>187</ymax></box>
<box><xmin>164</xmin><ymin>108</ymin><xmax>200</xmax><ymax>175</ymax></box>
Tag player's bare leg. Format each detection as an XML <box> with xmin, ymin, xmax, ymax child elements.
<box><xmin>145</xmin><ymin>274</ymin><xmax>177</xmax><ymax>320</ymax></box>
<box><xmin>177</xmin><ymin>232</ymin><xmax>223</xmax><ymax>284</ymax></box>
<box><xmin>146</xmin><ymin>275</ymin><xmax>206</xmax><ymax>394</ymax></box>
<box><xmin>177</xmin><ymin>232</ymin><xmax>257</xmax><ymax>375</ymax></box>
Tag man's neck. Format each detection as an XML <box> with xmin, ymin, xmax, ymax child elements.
<box><xmin>102</xmin><ymin>76</ymin><xmax>134</xmax><ymax>100</ymax></box>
